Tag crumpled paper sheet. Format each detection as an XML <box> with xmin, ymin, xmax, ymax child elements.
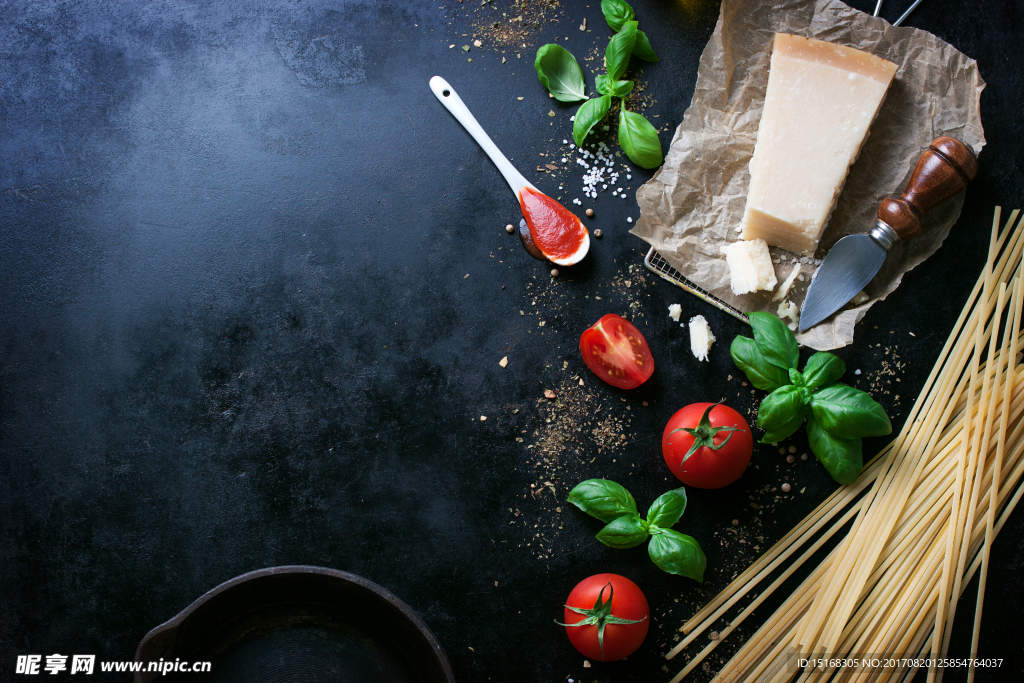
<box><xmin>631</xmin><ymin>0</ymin><xmax>985</xmax><ymax>350</ymax></box>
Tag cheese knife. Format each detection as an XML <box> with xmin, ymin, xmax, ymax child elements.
<box><xmin>799</xmin><ymin>137</ymin><xmax>978</xmax><ymax>333</ymax></box>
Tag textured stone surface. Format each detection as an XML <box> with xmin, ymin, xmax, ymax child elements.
<box><xmin>1</xmin><ymin>1</ymin><xmax>1021</xmax><ymax>680</ymax></box>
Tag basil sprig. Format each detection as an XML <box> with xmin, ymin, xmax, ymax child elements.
<box><xmin>568</xmin><ymin>480</ymin><xmax>706</xmax><ymax>581</ymax></box>
<box><xmin>535</xmin><ymin>0</ymin><xmax>662</xmax><ymax>169</ymax></box>
<box><xmin>729</xmin><ymin>312</ymin><xmax>892</xmax><ymax>485</ymax></box>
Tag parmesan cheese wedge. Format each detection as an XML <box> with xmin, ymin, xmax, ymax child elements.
<box><xmin>689</xmin><ymin>315</ymin><xmax>715</xmax><ymax>362</ymax></box>
<box><xmin>740</xmin><ymin>34</ymin><xmax>898</xmax><ymax>256</ymax></box>
<box><xmin>722</xmin><ymin>239</ymin><xmax>778</xmax><ymax>295</ymax></box>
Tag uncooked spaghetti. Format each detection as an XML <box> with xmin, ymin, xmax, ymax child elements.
<box><xmin>669</xmin><ymin>207</ymin><xmax>1024</xmax><ymax>683</ymax></box>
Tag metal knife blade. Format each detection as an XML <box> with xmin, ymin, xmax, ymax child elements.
<box><xmin>796</xmin><ymin>136</ymin><xmax>978</xmax><ymax>333</ymax></box>
<box><xmin>798</xmin><ymin>233</ymin><xmax>887</xmax><ymax>333</ymax></box>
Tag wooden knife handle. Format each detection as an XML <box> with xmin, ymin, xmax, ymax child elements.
<box><xmin>877</xmin><ymin>136</ymin><xmax>979</xmax><ymax>242</ymax></box>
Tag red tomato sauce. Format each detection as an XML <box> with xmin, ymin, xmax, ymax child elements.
<box><xmin>518</xmin><ymin>187</ymin><xmax>585</xmax><ymax>260</ymax></box>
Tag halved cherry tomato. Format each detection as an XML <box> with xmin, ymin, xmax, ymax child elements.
<box><xmin>560</xmin><ymin>573</ymin><xmax>649</xmax><ymax>662</ymax></box>
<box><xmin>579</xmin><ymin>314</ymin><xmax>654</xmax><ymax>389</ymax></box>
<box><xmin>662</xmin><ymin>403</ymin><xmax>753</xmax><ymax>489</ymax></box>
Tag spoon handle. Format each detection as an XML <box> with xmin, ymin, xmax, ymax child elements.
<box><xmin>429</xmin><ymin>76</ymin><xmax>537</xmax><ymax>196</ymax></box>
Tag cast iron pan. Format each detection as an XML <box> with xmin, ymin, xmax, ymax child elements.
<box><xmin>134</xmin><ymin>566</ymin><xmax>455</xmax><ymax>683</ymax></box>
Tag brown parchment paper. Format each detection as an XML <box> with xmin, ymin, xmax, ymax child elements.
<box><xmin>631</xmin><ymin>0</ymin><xmax>985</xmax><ymax>350</ymax></box>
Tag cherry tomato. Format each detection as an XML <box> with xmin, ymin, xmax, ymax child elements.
<box><xmin>561</xmin><ymin>574</ymin><xmax>649</xmax><ymax>662</ymax></box>
<box><xmin>662</xmin><ymin>403</ymin><xmax>753</xmax><ymax>489</ymax></box>
<box><xmin>579</xmin><ymin>314</ymin><xmax>655</xmax><ymax>390</ymax></box>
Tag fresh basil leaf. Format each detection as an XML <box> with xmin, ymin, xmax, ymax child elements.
<box><xmin>809</xmin><ymin>384</ymin><xmax>892</xmax><ymax>438</ymax></box>
<box><xmin>632</xmin><ymin>30</ymin><xmax>658</xmax><ymax>62</ymax></box>
<box><xmin>618</xmin><ymin>108</ymin><xmax>662</xmax><ymax>169</ymax></box>
<box><xmin>757</xmin><ymin>385</ymin><xmax>806</xmax><ymax>443</ymax></box>
<box><xmin>595</xmin><ymin>74</ymin><xmax>634</xmax><ymax>97</ymax></box>
<box><xmin>534</xmin><ymin>44</ymin><xmax>588</xmax><ymax>103</ymax></box>
<box><xmin>802</xmin><ymin>352</ymin><xmax>846</xmax><ymax>391</ymax></box>
<box><xmin>731</xmin><ymin>335</ymin><xmax>790</xmax><ymax>391</ymax></box>
<box><xmin>749</xmin><ymin>312</ymin><xmax>800</xmax><ymax>371</ymax></box>
<box><xmin>648</xmin><ymin>529</ymin><xmax>706</xmax><ymax>581</ymax></box>
<box><xmin>646</xmin><ymin>487</ymin><xmax>687</xmax><ymax>528</ymax></box>
<box><xmin>568</xmin><ymin>478</ymin><xmax>638</xmax><ymax>522</ymax></box>
<box><xmin>605</xmin><ymin>21</ymin><xmax>637</xmax><ymax>82</ymax></box>
<box><xmin>596</xmin><ymin>513</ymin><xmax>649</xmax><ymax>549</ymax></box>
<box><xmin>807</xmin><ymin>416</ymin><xmax>863</xmax><ymax>485</ymax></box>
<box><xmin>572</xmin><ymin>94</ymin><xmax>612</xmax><ymax>146</ymax></box>
<box><xmin>601</xmin><ymin>0</ymin><xmax>635</xmax><ymax>32</ymax></box>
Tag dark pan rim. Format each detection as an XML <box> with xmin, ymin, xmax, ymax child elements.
<box><xmin>133</xmin><ymin>565</ymin><xmax>455</xmax><ymax>683</ymax></box>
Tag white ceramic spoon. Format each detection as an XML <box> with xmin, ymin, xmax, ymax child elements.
<box><xmin>429</xmin><ymin>76</ymin><xmax>589</xmax><ymax>266</ymax></box>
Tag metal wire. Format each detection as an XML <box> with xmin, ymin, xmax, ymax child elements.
<box><xmin>643</xmin><ymin>247</ymin><xmax>750</xmax><ymax>324</ymax></box>
<box><xmin>873</xmin><ymin>0</ymin><xmax>884</xmax><ymax>16</ymax></box>
<box><xmin>893</xmin><ymin>0</ymin><xmax>925</xmax><ymax>26</ymax></box>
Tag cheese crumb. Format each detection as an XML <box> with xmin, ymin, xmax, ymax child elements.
<box><xmin>499</xmin><ymin>356</ymin><xmax>509</xmax><ymax>368</ymax></box>
<box><xmin>668</xmin><ymin>303</ymin><xmax>682</xmax><ymax>322</ymax></box>
<box><xmin>689</xmin><ymin>315</ymin><xmax>716</xmax><ymax>362</ymax></box>
<box><xmin>851</xmin><ymin>290</ymin><xmax>870</xmax><ymax>305</ymax></box>
<box><xmin>773</xmin><ymin>263</ymin><xmax>802</xmax><ymax>301</ymax></box>
<box><xmin>777</xmin><ymin>300</ymin><xmax>799</xmax><ymax>330</ymax></box>
<box><xmin>722</xmin><ymin>239</ymin><xmax>778</xmax><ymax>295</ymax></box>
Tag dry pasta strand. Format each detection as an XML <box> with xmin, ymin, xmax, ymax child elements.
<box><xmin>672</xmin><ymin>208</ymin><xmax>1024</xmax><ymax>683</ymax></box>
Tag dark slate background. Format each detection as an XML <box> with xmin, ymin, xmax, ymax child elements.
<box><xmin>1</xmin><ymin>0</ymin><xmax>1021</xmax><ymax>681</ymax></box>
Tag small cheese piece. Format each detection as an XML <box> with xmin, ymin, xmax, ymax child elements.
<box><xmin>689</xmin><ymin>315</ymin><xmax>716</xmax><ymax>362</ymax></box>
<box><xmin>722</xmin><ymin>239</ymin><xmax>778</xmax><ymax>295</ymax></box>
<box><xmin>740</xmin><ymin>34</ymin><xmax>898</xmax><ymax>256</ymax></box>
<box><xmin>778</xmin><ymin>300</ymin><xmax>800</xmax><ymax>331</ymax></box>
<box><xmin>773</xmin><ymin>263</ymin><xmax>802</xmax><ymax>301</ymax></box>
<box><xmin>668</xmin><ymin>303</ymin><xmax>682</xmax><ymax>322</ymax></box>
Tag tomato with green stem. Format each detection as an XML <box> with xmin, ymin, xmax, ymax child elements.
<box><xmin>558</xmin><ymin>574</ymin><xmax>649</xmax><ymax>661</ymax></box>
<box><xmin>662</xmin><ymin>403</ymin><xmax>753</xmax><ymax>489</ymax></box>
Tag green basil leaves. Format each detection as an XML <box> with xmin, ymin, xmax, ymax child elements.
<box><xmin>806</xmin><ymin>417</ymin><xmax>864</xmax><ymax>486</ymax></box>
<box><xmin>730</xmin><ymin>336</ymin><xmax>789</xmax><ymax>391</ymax></box>
<box><xmin>645</xmin><ymin>487</ymin><xmax>687</xmax><ymax>528</ymax></box>
<box><xmin>730</xmin><ymin>312</ymin><xmax>892</xmax><ymax>485</ymax></box>
<box><xmin>648</xmin><ymin>529</ymin><xmax>704</xmax><ymax>578</ymax></box>
<box><xmin>596</xmin><ymin>514</ymin><xmax>649</xmax><ymax>549</ymax></box>
<box><xmin>801</xmin><ymin>352</ymin><xmax>846</xmax><ymax>391</ymax></box>
<box><xmin>534</xmin><ymin>2</ymin><xmax>662</xmax><ymax>169</ymax></box>
<box><xmin>534</xmin><ymin>44</ymin><xmax>588</xmax><ymax>103</ymax></box>
<box><xmin>572</xmin><ymin>95</ymin><xmax>612</xmax><ymax>147</ymax></box>
<box><xmin>568</xmin><ymin>479</ymin><xmax>706</xmax><ymax>581</ymax></box>
<box><xmin>809</xmin><ymin>384</ymin><xmax>892</xmax><ymax>439</ymax></box>
<box><xmin>605</xmin><ymin>21</ymin><xmax>637</xmax><ymax>81</ymax></box>
<box><xmin>632</xmin><ymin>30</ymin><xmax>658</xmax><ymax>62</ymax></box>
<box><xmin>566</xmin><ymin>478</ymin><xmax>637</xmax><ymax>522</ymax></box>
<box><xmin>749</xmin><ymin>312</ymin><xmax>800</xmax><ymax>370</ymax></box>
<box><xmin>595</xmin><ymin>74</ymin><xmax>634</xmax><ymax>98</ymax></box>
<box><xmin>601</xmin><ymin>0</ymin><xmax>635</xmax><ymax>31</ymax></box>
<box><xmin>618</xmin><ymin>108</ymin><xmax>663</xmax><ymax>169</ymax></box>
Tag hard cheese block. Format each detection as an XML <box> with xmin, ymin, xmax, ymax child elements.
<box><xmin>740</xmin><ymin>34</ymin><xmax>897</xmax><ymax>256</ymax></box>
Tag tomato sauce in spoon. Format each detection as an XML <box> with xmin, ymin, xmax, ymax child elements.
<box><xmin>517</xmin><ymin>187</ymin><xmax>589</xmax><ymax>265</ymax></box>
